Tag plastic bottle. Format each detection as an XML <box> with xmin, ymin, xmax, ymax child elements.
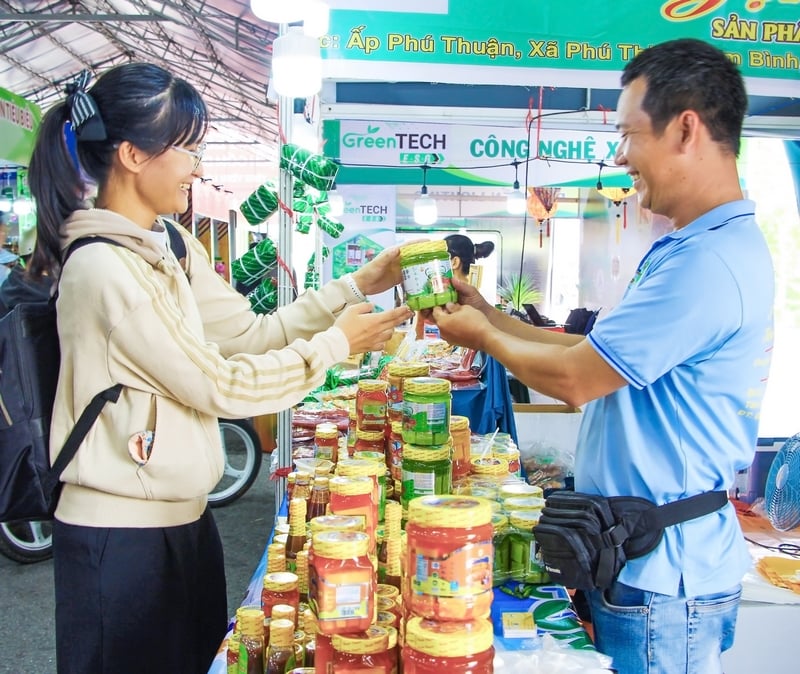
<box><xmin>400</xmin><ymin>444</ymin><xmax>452</xmax><ymax>511</ymax></box>
<box><xmin>402</xmin><ymin>617</ymin><xmax>494</xmax><ymax>673</ymax></box>
<box><xmin>399</xmin><ymin>240</ymin><xmax>458</xmax><ymax>311</ymax></box>
<box><xmin>314</xmin><ymin>422</ymin><xmax>339</xmax><ymax>463</ymax></box>
<box><xmin>336</xmin><ymin>458</ymin><xmax>386</xmax><ymax>526</ymax></box>
<box><xmin>309</xmin><ymin>530</ymin><xmax>375</xmax><ymax>636</ymax></box>
<box><xmin>286</xmin><ymin>497</ymin><xmax>308</xmax><ymax>571</ymax></box>
<box><xmin>387</xmin><ymin>361</ymin><xmax>431</xmax><ymax>421</ymax></box>
<box><xmin>307</xmin><ymin>477</ymin><xmax>331</xmax><ymax>522</ymax></box>
<box><xmin>356</xmin><ymin>379</ymin><xmax>389</xmax><ymax>431</ymax></box>
<box><xmin>331</xmin><ymin>625</ymin><xmax>394</xmax><ymax>672</ymax></box>
<box><xmin>406</xmin><ymin>495</ymin><xmax>493</xmax><ymax>621</ymax></box>
<box><xmin>261</xmin><ymin>572</ymin><xmax>300</xmax><ymax>644</ymax></box>
<box><xmin>265</xmin><ymin>618</ymin><xmax>297</xmax><ymax>674</ymax></box>
<box><xmin>328</xmin><ymin>475</ymin><xmax>377</xmax><ymax>556</ymax></box>
<box><xmin>226</xmin><ymin>631</ymin><xmax>241</xmax><ymax>674</ymax></box>
<box><xmin>402</xmin><ymin>377</ymin><xmax>452</xmax><ymax>446</ymax></box>
<box><xmin>237</xmin><ymin>607</ymin><xmax>266</xmax><ymax>674</ymax></box>
<box><xmin>449</xmin><ymin>416</ymin><xmax>472</xmax><ymax>481</ymax></box>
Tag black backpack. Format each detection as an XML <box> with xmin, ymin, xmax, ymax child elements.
<box><xmin>0</xmin><ymin>223</ymin><xmax>187</xmax><ymax>523</ymax></box>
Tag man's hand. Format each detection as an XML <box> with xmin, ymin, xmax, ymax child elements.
<box><xmin>451</xmin><ymin>277</ymin><xmax>493</xmax><ymax>316</ymax></box>
<box><xmin>335</xmin><ymin>303</ymin><xmax>413</xmax><ymax>355</ymax></box>
<box><xmin>431</xmin><ymin>303</ymin><xmax>494</xmax><ymax>351</ymax></box>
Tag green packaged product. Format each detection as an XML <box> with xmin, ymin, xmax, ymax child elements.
<box><xmin>401</xmin><ymin>377</ymin><xmax>451</xmax><ymax>446</ymax></box>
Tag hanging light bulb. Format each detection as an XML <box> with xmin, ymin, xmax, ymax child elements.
<box><xmin>506</xmin><ymin>160</ymin><xmax>526</xmax><ymax>215</ymax></box>
<box><xmin>413</xmin><ymin>165</ymin><xmax>437</xmax><ymax>226</ymax></box>
<box><xmin>303</xmin><ymin>0</ymin><xmax>330</xmax><ymax>37</ymax></box>
<box><xmin>12</xmin><ymin>198</ymin><xmax>33</xmax><ymax>215</ymax></box>
<box><xmin>271</xmin><ymin>26</ymin><xmax>322</xmax><ymax>98</ymax></box>
<box><xmin>250</xmin><ymin>0</ymin><xmax>307</xmax><ymax>23</ymax></box>
<box><xmin>327</xmin><ymin>183</ymin><xmax>344</xmax><ymax>218</ymax></box>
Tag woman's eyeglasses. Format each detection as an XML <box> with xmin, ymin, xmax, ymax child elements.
<box><xmin>171</xmin><ymin>143</ymin><xmax>206</xmax><ymax>172</ymax></box>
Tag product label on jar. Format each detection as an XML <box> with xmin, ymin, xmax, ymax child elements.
<box><xmin>316</xmin><ymin>580</ymin><xmax>372</xmax><ymax>621</ymax></box>
<box><xmin>404</xmin><ymin>401</ymin><xmax>448</xmax><ymax>433</ymax></box>
<box><xmin>411</xmin><ymin>539</ymin><xmax>493</xmax><ymax>597</ymax></box>
<box><xmin>402</xmin><ymin>260</ymin><xmax>453</xmax><ymax>297</ymax></box>
<box><xmin>402</xmin><ymin>469</ymin><xmax>436</xmax><ymax>500</ymax></box>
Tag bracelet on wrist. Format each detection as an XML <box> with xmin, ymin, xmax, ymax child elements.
<box><xmin>343</xmin><ymin>273</ymin><xmax>367</xmax><ymax>302</ymax></box>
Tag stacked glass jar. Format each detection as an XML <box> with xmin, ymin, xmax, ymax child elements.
<box><xmin>402</xmin><ymin>495</ymin><xmax>496</xmax><ymax>673</ymax></box>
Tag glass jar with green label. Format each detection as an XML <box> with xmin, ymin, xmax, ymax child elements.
<box><xmin>402</xmin><ymin>377</ymin><xmax>451</xmax><ymax>446</ymax></box>
<box><xmin>400</xmin><ymin>443</ymin><xmax>452</xmax><ymax>511</ymax></box>
<box><xmin>399</xmin><ymin>240</ymin><xmax>458</xmax><ymax>311</ymax></box>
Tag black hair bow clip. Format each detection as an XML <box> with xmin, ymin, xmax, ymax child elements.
<box><xmin>64</xmin><ymin>70</ymin><xmax>107</xmax><ymax>142</ymax></box>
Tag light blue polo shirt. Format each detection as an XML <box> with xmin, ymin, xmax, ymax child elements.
<box><xmin>575</xmin><ymin>200</ymin><xmax>774</xmax><ymax>597</ymax></box>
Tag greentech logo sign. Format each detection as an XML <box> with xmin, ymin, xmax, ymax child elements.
<box><xmin>342</xmin><ymin>124</ymin><xmax>447</xmax><ymax>164</ymax></box>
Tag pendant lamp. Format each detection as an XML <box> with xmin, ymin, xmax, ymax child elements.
<box><xmin>506</xmin><ymin>160</ymin><xmax>527</xmax><ymax>215</ymax></box>
<box><xmin>271</xmin><ymin>26</ymin><xmax>323</xmax><ymax>99</ymax></box>
<box><xmin>413</xmin><ymin>165</ymin><xmax>437</xmax><ymax>226</ymax></box>
<box><xmin>250</xmin><ymin>0</ymin><xmax>306</xmax><ymax>23</ymax></box>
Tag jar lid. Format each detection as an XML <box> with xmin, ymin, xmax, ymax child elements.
<box><xmin>262</xmin><ymin>571</ymin><xmax>299</xmax><ymax>591</ymax></box>
<box><xmin>499</xmin><ymin>482</ymin><xmax>544</xmax><ymax>500</ymax></box>
<box><xmin>352</xmin><ymin>451</ymin><xmax>386</xmax><ymax>463</ymax></box>
<box><xmin>402</xmin><ymin>444</ymin><xmax>451</xmax><ymax>462</ymax></box>
<box><xmin>471</xmin><ymin>456</ymin><xmax>509</xmax><ymax>476</ymax></box>
<box><xmin>337</xmin><ymin>458</ymin><xmax>383</xmax><ymax>477</ymax></box>
<box><xmin>449</xmin><ymin>415</ymin><xmax>470</xmax><ymax>431</ymax></box>
<box><xmin>268</xmin><ymin>618</ymin><xmax>295</xmax><ymax>647</ymax></box>
<box><xmin>390</xmin><ymin>420</ymin><xmax>403</xmax><ymax>433</ymax></box>
<box><xmin>332</xmin><ymin>626</ymin><xmax>389</xmax><ymax>655</ymax></box>
<box><xmin>309</xmin><ymin>514</ymin><xmax>364</xmax><ymax>534</ymax></box>
<box><xmin>404</xmin><ymin>376</ymin><xmax>452</xmax><ymax>395</ymax></box>
<box><xmin>357</xmin><ymin>378</ymin><xmax>388</xmax><ymax>392</ymax></box>
<box><xmin>312</xmin><ymin>530</ymin><xmax>370</xmax><ymax>558</ymax></box>
<box><xmin>329</xmin><ymin>475</ymin><xmax>373</xmax><ymax>496</ymax></box>
<box><xmin>314</xmin><ymin>423</ymin><xmax>339</xmax><ymax>440</ymax></box>
<box><xmin>354</xmin><ymin>429</ymin><xmax>385</xmax><ymax>441</ymax></box>
<box><xmin>508</xmin><ymin>510</ymin><xmax>542</xmax><ymax>531</ymax></box>
<box><xmin>503</xmin><ymin>496</ymin><xmax>545</xmax><ymax>512</ymax></box>
<box><xmin>492</xmin><ymin>513</ymin><xmax>510</xmax><ymax>530</ymax></box>
<box><xmin>376</xmin><ymin>610</ymin><xmax>397</xmax><ymax>627</ymax></box>
<box><xmin>388</xmin><ymin>361</ymin><xmax>430</xmax><ymax>377</ymax></box>
<box><xmin>236</xmin><ymin>606</ymin><xmax>265</xmax><ymax>637</ymax></box>
<box><xmin>400</xmin><ymin>240</ymin><xmax>448</xmax><ymax>259</ymax></box>
<box><xmin>271</xmin><ymin>604</ymin><xmax>296</xmax><ymax>623</ymax></box>
<box><xmin>407</xmin><ymin>495</ymin><xmax>492</xmax><ymax>528</ymax></box>
<box><xmin>376</xmin><ymin>583</ymin><xmax>400</xmax><ymax>600</ymax></box>
<box><xmin>405</xmin><ymin>617</ymin><xmax>493</xmax><ymax>657</ymax></box>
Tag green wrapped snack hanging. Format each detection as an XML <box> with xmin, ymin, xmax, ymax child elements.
<box><xmin>280</xmin><ymin>143</ymin><xmax>339</xmax><ymax>191</ymax></box>
<box><xmin>248</xmin><ymin>277</ymin><xmax>278</xmax><ymax>314</ymax></box>
<box><xmin>239</xmin><ymin>180</ymin><xmax>279</xmax><ymax>226</ymax></box>
<box><xmin>231</xmin><ymin>236</ymin><xmax>278</xmax><ymax>285</ymax></box>
<box><xmin>317</xmin><ymin>213</ymin><xmax>344</xmax><ymax>238</ymax></box>
<box><xmin>295</xmin><ymin>214</ymin><xmax>313</xmax><ymax>235</ymax></box>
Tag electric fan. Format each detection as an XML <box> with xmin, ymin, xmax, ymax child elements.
<box><xmin>764</xmin><ymin>433</ymin><xmax>800</xmax><ymax>531</ymax></box>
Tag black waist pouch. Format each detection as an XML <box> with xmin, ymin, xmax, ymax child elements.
<box><xmin>534</xmin><ymin>490</ymin><xmax>729</xmax><ymax>591</ymax></box>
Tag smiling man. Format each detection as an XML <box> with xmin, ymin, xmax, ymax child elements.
<box><xmin>433</xmin><ymin>38</ymin><xmax>775</xmax><ymax>674</ymax></box>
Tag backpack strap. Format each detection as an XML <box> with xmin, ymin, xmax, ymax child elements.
<box><xmin>44</xmin><ymin>385</ymin><xmax>124</xmax><ymax>489</ymax></box>
<box><xmin>46</xmin><ymin>236</ymin><xmax>125</xmax><ymax>488</ymax></box>
<box><xmin>164</xmin><ymin>221</ymin><xmax>188</xmax><ymax>273</ymax></box>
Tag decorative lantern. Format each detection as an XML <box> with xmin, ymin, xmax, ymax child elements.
<box><xmin>527</xmin><ymin>187</ymin><xmax>560</xmax><ymax>248</ymax></box>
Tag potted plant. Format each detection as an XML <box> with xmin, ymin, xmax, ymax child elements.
<box><xmin>498</xmin><ymin>272</ymin><xmax>543</xmax><ymax>311</ymax></box>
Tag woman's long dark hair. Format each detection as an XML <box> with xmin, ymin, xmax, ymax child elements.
<box><xmin>27</xmin><ymin>63</ymin><xmax>208</xmax><ymax>278</ymax></box>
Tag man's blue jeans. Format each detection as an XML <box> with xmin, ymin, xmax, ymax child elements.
<box><xmin>586</xmin><ymin>581</ymin><xmax>741</xmax><ymax>674</ymax></box>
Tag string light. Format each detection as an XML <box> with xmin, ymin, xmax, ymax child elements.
<box><xmin>506</xmin><ymin>159</ymin><xmax>527</xmax><ymax>215</ymax></box>
<box><xmin>413</xmin><ymin>164</ymin><xmax>437</xmax><ymax>226</ymax></box>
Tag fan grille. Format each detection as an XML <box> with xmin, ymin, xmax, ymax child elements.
<box><xmin>765</xmin><ymin>434</ymin><xmax>800</xmax><ymax>532</ymax></box>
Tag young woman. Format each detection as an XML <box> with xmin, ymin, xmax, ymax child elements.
<box><xmin>28</xmin><ymin>64</ymin><xmax>411</xmax><ymax>674</ymax></box>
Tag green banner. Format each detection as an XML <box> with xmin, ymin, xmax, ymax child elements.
<box><xmin>0</xmin><ymin>87</ymin><xmax>41</xmax><ymax>167</ymax></box>
<box><xmin>323</xmin><ymin>0</ymin><xmax>799</xmax><ymax>92</ymax></box>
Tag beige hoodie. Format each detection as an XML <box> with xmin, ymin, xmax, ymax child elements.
<box><xmin>53</xmin><ymin>209</ymin><xmax>358</xmax><ymax>527</ymax></box>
